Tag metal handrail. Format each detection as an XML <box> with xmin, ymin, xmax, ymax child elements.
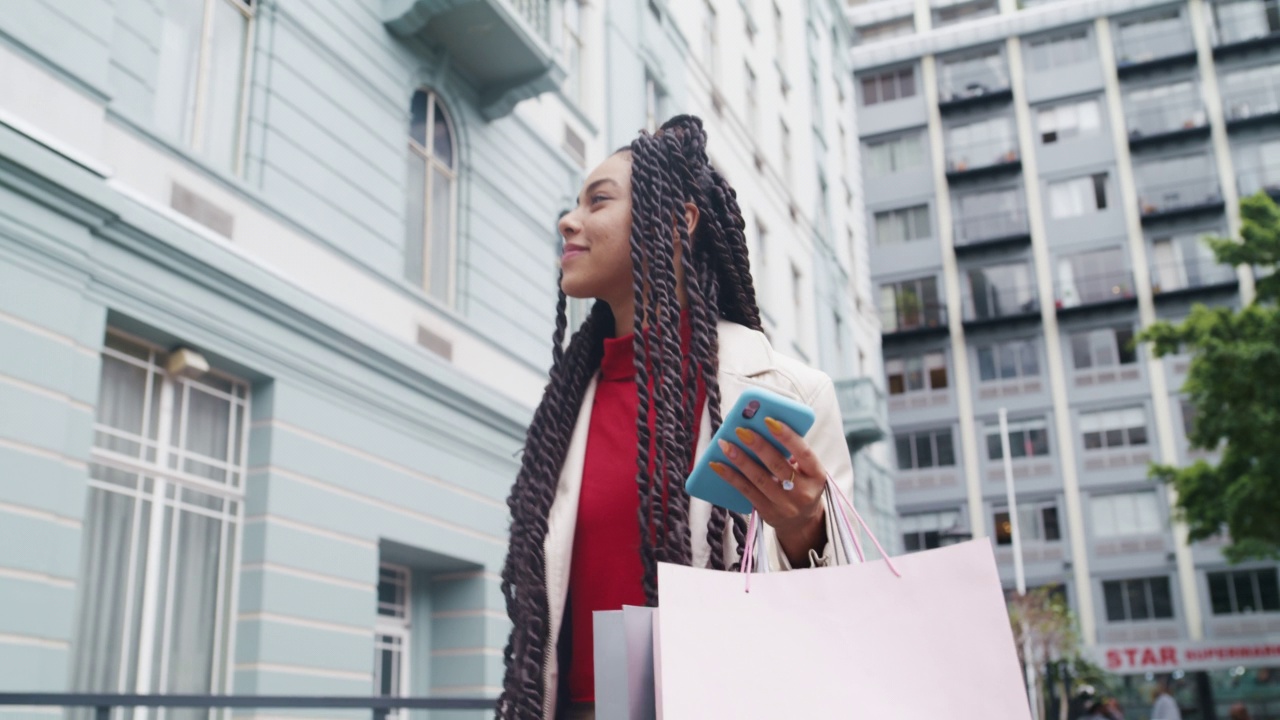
<box><xmin>953</xmin><ymin>207</ymin><xmax>1029</xmax><ymax>245</ymax></box>
<box><xmin>1136</xmin><ymin>178</ymin><xmax>1223</xmax><ymax>215</ymax></box>
<box><xmin>1114</xmin><ymin>22</ymin><xmax>1195</xmax><ymax>66</ymax></box>
<box><xmin>1125</xmin><ymin>101</ymin><xmax>1206</xmax><ymax>138</ymax></box>
<box><xmin>945</xmin><ymin>138</ymin><xmax>1020</xmax><ymax>174</ymax></box>
<box><xmin>0</xmin><ymin>693</ymin><xmax>495</xmax><ymax>720</ymax></box>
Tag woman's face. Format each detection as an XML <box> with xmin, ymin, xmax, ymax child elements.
<box><xmin>558</xmin><ymin>151</ymin><xmax>634</xmax><ymax>306</ymax></box>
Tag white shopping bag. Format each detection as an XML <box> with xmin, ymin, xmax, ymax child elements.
<box><xmin>593</xmin><ymin>605</ymin><xmax>657</xmax><ymax>720</ymax></box>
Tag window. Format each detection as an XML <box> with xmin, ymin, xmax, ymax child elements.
<box><xmin>375</xmin><ymin>563</ymin><xmax>412</xmax><ymax>718</ymax></box>
<box><xmin>895</xmin><ymin>428</ymin><xmax>957</xmax><ymax>470</ymax></box>
<box><xmin>953</xmin><ymin>187</ymin><xmax>1027</xmax><ymax>244</ymax></box>
<box><xmin>902</xmin><ymin>510</ymin><xmax>960</xmax><ymax>552</ymax></box>
<box><xmin>945</xmin><ymin>116</ymin><xmax>1017</xmax><ymax>171</ymax></box>
<box><xmin>1080</xmin><ymin>407</ymin><xmax>1149</xmax><ymax>451</ymax></box>
<box><xmin>1037</xmin><ymin>98</ymin><xmax>1101</xmax><ymax>144</ymax></box>
<box><xmin>780</xmin><ymin>119</ymin><xmax>792</xmax><ymax>182</ymax></box>
<box><xmin>70</xmin><ymin>331</ymin><xmax>249</xmax><ymax>700</ymax></box>
<box><xmin>1056</xmin><ymin>247</ymin><xmax>1131</xmax><ymax>307</ymax></box>
<box><xmin>860</xmin><ymin>67</ymin><xmax>916</xmax><ymax>107</ymax></box>
<box><xmin>1103</xmin><ymin>577</ymin><xmax>1175</xmax><ymax>622</ymax></box>
<box><xmin>1114</xmin><ymin>9</ymin><xmax>1193</xmax><ymax>66</ymax></box>
<box><xmin>885</xmin><ymin>351</ymin><xmax>949</xmax><ymax>396</ymax></box>
<box><xmin>1047</xmin><ymin>173</ymin><xmax>1109</xmax><ymax>219</ymax></box>
<box><xmin>701</xmin><ymin>0</ymin><xmax>718</xmax><ymax>80</ymax></box>
<box><xmin>977</xmin><ymin>339</ymin><xmax>1040</xmax><ymax>382</ymax></box>
<box><xmin>1219</xmin><ymin>64</ymin><xmax>1280</xmax><ymax>122</ymax></box>
<box><xmin>1070</xmin><ymin>326</ymin><xmax>1137</xmax><ymax>370</ymax></box>
<box><xmin>880</xmin><ymin>276</ymin><xmax>944</xmax><ymax>332</ymax></box>
<box><xmin>985</xmin><ymin>417</ymin><xmax>1050</xmax><ymax>460</ymax></box>
<box><xmin>1179</xmin><ymin>397</ymin><xmax>1197</xmax><ymax>440</ymax></box>
<box><xmin>745</xmin><ymin>63</ymin><xmax>759</xmax><ymax>135</ymax></box>
<box><xmin>1124</xmin><ymin>81</ymin><xmax>1203</xmax><ymax>137</ymax></box>
<box><xmin>1025</xmin><ymin>28</ymin><xmax>1093</xmax><ymax>72</ymax></box>
<box><xmin>645</xmin><ymin>72</ymin><xmax>668</xmax><ymax>133</ymax></box>
<box><xmin>938</xmin><ymin>47</ymin><xmax>1008</xmax><ymax>102</ymax></box>
<box><xmin>1091</xmin><ymin>491</ymin><xmax>1162</xmax><ymax>538</ymax></box>
<box><xmin>561</xmin><ymin>0</ymin><xmax>585</xmax><ymax>105</ymax></box>
<box><xmin>874</xmin><ymin>205</ymin><xmax>931</xmax><ymax>245</ymax></box>
<box><xmin>1212</xmin><ymin>0</ymin><xmax>1280</xmax><ymax>45</ymax></box>
<box><xmin>406</xmin><ymin>89</ymin><xmax>458</xmax><ymax>304</ymax></box>
<box><xmin>856</xmin><ymin>16</ymin><xmax>916</xmax><ymax>44</ymax></box>
<box><xmin>154</xmin><ymin>0</ymin><xmax>255</xmax><ymax>173</ymax></box>
<box><xmin>1135</xmin><ymin>154</ymin><xmax>1217</xmax><ymax>214</ymax></box>
<box><xmin>994</xmin><ymin>502</ymin><xmax>1061</xmax><ymax>545</ymax></box>
<box><xmin>967</xmin><ymin>262</ymin><xmax>1036</xmax><ymax>320</ymax></box>
<box><xmin>864</xmin><ymin>132</ymin><xmax>925</xmax><ymax>177</ymax></box>
<box><xmin>934</xmin><ymin>0</ymin><xmax>998</xmax><ymax>28</ymax></box>
<box><xmin>1208</xmin><ymin>568</ymin><xmax>1280</xmax><ymax>615</ymax></box>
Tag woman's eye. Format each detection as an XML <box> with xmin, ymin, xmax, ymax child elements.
<box><xmin>589</xmin><ymin>194</ymin><xmax>609</xmax><ymax>205</ymax></box>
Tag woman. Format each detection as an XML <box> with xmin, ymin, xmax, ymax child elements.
<box><xmin>498</xmin><ymin>116</ymin><xmax>855</xmax><ymax>720</ymax></box>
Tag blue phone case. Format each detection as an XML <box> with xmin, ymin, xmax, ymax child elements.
<box><xmin>685</xmin><ymin>387</ymin><xmax>816</xmax><ymax>515</ymax></box>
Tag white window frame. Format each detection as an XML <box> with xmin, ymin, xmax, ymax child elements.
<box><xmin>860</xmin><ymin>67</ymin><xmax>916</xmax><ymax>107</ymax></box>
<box><xmin>156</xmin><ymin>0</ymin><xmax>256</xmax><ymax>175</ymax></box>
<box><xmin>1091</xmin><ymin>491</ymin><xmax>1163</xmax><ymax>539</ymax></box>
<box><xmin>1103</xmin><ymin>576</ymin><xmax>1175</xmax><ymax>622</ymax></box>
<box><xmin>895</xmin><ymin>428</ymin><xmax>957</xmax><ymax>471</ymax></box>
<box><xmin>901</xmin><ymin>509</ymin><xmax>961</xmax><ymax>552</ymax></box>
<box><xmin>864</xmin><ymin>132</ymin><xmax>925</xmax><ymax>178</ymax></box>
<box><xmin>79</xmin><ymin>329</ymin><xmax>250</xmax><ymax>711</ymax></box>
<box><xmin>1047</xmin><ymin>172</ymin><xmax>1109</xmax><ymax>218</ymax></box>
<box><xmin>1080</xmin><ymin>407</ymin><xmax>1149</xmax><ymax>451</ymax></box>
<box><xmin>984</xmin><ymin>417</ymin><xmax>1051</xmax><ymax>460</ymax></box>
<box><xmin>1037</xmin><ymin>98</ymin><xmax>1102</xmax><ymax>144</ymax></box>
<box><xmin>993</xmin><ymin>500</ymin><xmax>1061</xmax><ymax>545</ymax></box>
<box><xmin>560</xmin><ymin>0</ymin><xmax>586</xmax><ymax>106</ymax></box>
<box><xmin>874</xmin><ymin>204</ymin><xmax>931</xmax><ymax>245</ymax></box>
<box><xmin>408</xmin><ymin>89</ymin><xmax>459</xmax><ymax>305</ymax></box>
<box><xmin>375</xmin><ymin>562</ymin><xmax>413</xmax><ymax>720</ymax></box>
<box><xmin>1207</xmin><ymin>568</ymin><xmax>1280</xmax><ymax>616</ymax></box>
<box><xmin>1070</xmin><ymin>326</ymin><xmax>1137</xmax><ymax>370</ymax></box>
<box><xmin>976</xmin><ymin>338</ymin><xmax>1041</xmax><ymax>383</ymax></box>
<box><xmin>1026</xmin><ymin>28</ymin><xmax>1092</xmax><ymax>72</ymax></box>
<box><xmin>886</xmin><ymin>351</ymin><xmax>949</xmax><ymax>397</ymax></box>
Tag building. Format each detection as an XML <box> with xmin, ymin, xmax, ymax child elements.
<box><xmin>0</xmin><ymin>0</ymin><xmax>884</xmax><ymax>715</ymax></box>
<box><xmin>846</xmin><ymin>0</ymin><xmax>1280</xmax><ymax>714</ymax></box>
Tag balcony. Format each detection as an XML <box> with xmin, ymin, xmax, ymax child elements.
<box><xmin>937</xmin><ymin>57</ymin><xmax>1012</xmax><ymax>113</ymax></box>
<box><xmin>962</xmin><ymin>286</ymin><xmax>1040</xmax><ymax>329</ymax></box>
<box><xmin>1211</xmin><ymin>0</ymin><xmax>1280</xmax><ymax>57</ymax></box>
<box><xmin>1055</xmin><ymin>269</ymin><xmax>1137</xmax><ymax>316</ymax></box>
<box><xmin>1150</xmin><ymin>258</ymin><xmax>1239</xmax><ymax>301</ymax></box>
<box><xmin>1114</xmin><ymin>23</ymin><xmax>1197</xmax><ymax>76</ymax></box>
<box><xmin>881</xmin><ymin>303</ymin><xmax>949</xmax><ymax>340</ymax></box>
<box><xmin>384</xmin><ymin>0</ymin><xmax>563</xmax><ymax>119</ymax></box>
<box><xmin>945</xmin><ymin>137</ymin><xmax>1021</xmax><ymax>181</ymax></box>
<box><xmin>952</xmin><ymin>208</ymin><xmax>1031</xmax><ymax>254</ymax></box>
<box><xmin>1223</xmin><ymin>86</ymin><xmax>1280</xmax><ymax>131</ymax></box>
<box><xmin>834</xmin><ymin>377</ymin><xmax>890</xmax><ymax>452</ymax></box>
<box><xmin>1126</xmin><ymin>102</ymin><xmax>1209</xmax><ymax>149</ymax></box>
<box><xmin>1137</xmin><ymin>178</ymin><xmax>1225</xmax><ymax>223</ymax></box>
<box><xmin>1238</xmin><ymin>166</ymin><xmax>1280</xmax><ymax>200</ymax></box>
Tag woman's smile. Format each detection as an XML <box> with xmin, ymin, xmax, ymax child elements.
<box><xmin>561</xmin><ymin>242</ymin><xmax>588</xmax><ymax>265</ymax></box>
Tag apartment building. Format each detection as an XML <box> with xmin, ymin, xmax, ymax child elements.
<box><xmin>0</xmin><ymin>0</ymin><xmax>884</xmax><ymax>714</ymax></box>
<box><xmin>846</xmin><ymin>0</ymin><xmax>1280</xmax><ymax>714</ymax></box>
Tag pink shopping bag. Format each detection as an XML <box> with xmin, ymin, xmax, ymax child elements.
<box><xmin>652</xmin><ymin>480</ymin><xmax>1031</xmax><ymax>719</ymax></box>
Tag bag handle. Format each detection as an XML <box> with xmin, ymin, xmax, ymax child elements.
<box><xmin>741</xmin><ymin>473</ymin><xmax>900</xmax><ymax>592</ymax></box>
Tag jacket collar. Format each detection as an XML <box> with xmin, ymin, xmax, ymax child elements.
<box><xmin>715</xmin><ymin>319</ymin><xmax>773</xmax><ymax>378</ymax></box>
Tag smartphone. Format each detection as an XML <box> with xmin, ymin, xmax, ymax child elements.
<box><xmin>685</xmin><ymin>387</ymin><xmax>816</xmax><ymax>514</ymax></box>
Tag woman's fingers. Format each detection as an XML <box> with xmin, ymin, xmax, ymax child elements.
<box><xmin>731</xmin><ymin>427</ymin><xmax>796</xmax><ymax>486</ymax></box>
<box><xmin>763</xmin><ymin>417</ymin><xmax>825</xmax><ymax>479</ymax></box>
<box><xmin>708</xmin><ymin>455</ymin><xmax>771</xmax><ymax>509</ymax></box>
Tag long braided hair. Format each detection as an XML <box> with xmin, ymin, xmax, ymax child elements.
<box><xmin>497</xmin><ymin>115</ymin><xmax>762</xmax><ymax>718</ymax></box>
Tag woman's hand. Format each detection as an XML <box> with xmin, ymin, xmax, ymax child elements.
<box><xmin>709</xmin><ymin>417</ymin><xmax>827</xmax><ymax>567</ymax></box>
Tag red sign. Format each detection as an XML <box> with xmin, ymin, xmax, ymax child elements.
<box><xmin>1095</xmin><ymin>642</ymin><xmax>1280</xmax><ymax>673</ymax></box>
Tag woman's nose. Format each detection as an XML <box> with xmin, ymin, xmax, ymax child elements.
<box><xmin>558</xmin><ymin>211</ymin><xmax>581</xmax><ymax>239</ymax></box>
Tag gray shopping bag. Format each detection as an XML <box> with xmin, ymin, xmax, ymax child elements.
<box><xmin>593</xmin><ymin>605</ymin><xmax>656</xmax><ymax>720</ymax></box>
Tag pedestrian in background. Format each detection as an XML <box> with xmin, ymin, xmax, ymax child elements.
<box><xmin>1103</xmin><ymin>697</ymin><xmax>1126</xmax><ymax>720</ymax></box>
<box><xmin>1150</xmin><ymin>678</ymin><xmax>1183</xmax><ymax>720</ymax></box>
<box><xmin>1081</xmin><ymin>699</ymin><xmax>1108</xmax><ymax>720</ymax></box>
<box><xmin>1229</xmin><ymin>702</ymin><xmax>1252</xmax><ymax>720</ymax></box>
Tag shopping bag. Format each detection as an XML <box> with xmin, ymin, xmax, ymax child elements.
<box><xmin>652</xmin><ymin>477</ymin><xmax>1031</xmax><ymax>720</ymax></box>
<box><xmin>593</xmin><ymin>605</ymin><xmax>657</xmax><ymax>720</ymax></box>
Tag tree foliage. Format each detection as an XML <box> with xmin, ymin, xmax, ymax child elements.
<box><xmin>1139</xmin><ymin>192</ymin><xmax>1280</xmax><ymax>562</ymax></box>
<box><xmin>1010</xmin><ymin>586</ymin><xmax>1110</xmax><ymax>720</ymax></box>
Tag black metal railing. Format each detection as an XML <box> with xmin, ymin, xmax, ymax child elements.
<box><xmin>0</xmin><ymin>693</ymin><xmax>495</xmax><ymax>720</ymax></box>
<box><xmin>881</xmin><ymin>303</ymin><xmax>949</xmax><ymax>334</ymax></box>
<box><xmin>1055</xmin><ymin>269</ymin><xmax>1136</xmax><ymax>309</ymax></box>
<box><xmin>945</xmin><ymin>137</ymin><xmax>1020</xmax><ymax>175</ymax></box>
<box><xmin>1125</xmin><ymin>101</ymin><xmax>1206</xmax><ymax>140</ymax></box>
<box><xmin>1114</xmin><ymin>23</ymin><xmax>1196</xmax><ymax>68</ymax></box>
<box><xmin>963</xmin><ymin>285</ymin><xmax>1040</xmax><ymax>322</ymax></box>
<box><xmin>937</xmin><ymin>62</ymin><xmax>1010</xmax><ymax>104</ymax></box>
<box><xmin>1150</xmin><ymin>258</ymin><xmax>1238</xmax><ymax>295</ymax></box>
<box><xmin>1221</xmin><ymin>84</ymin><xmax>1280</xmax><ymax>123</ymax></box>
<box><xmin>1237</xmin><ymin>167</ymin><xmax>1280</xmax><ymax>198</ymax></box>
<box><xmin>1137</xmin><ymin>177</ymin><xmax>1223</xmax><ymax>216</ymax></box>
<box><xmin>1211</xmin><ymin>0</ymin><xmax>1280</xmax><ymax>47</ymax></box>
<box><xmin>953</xmin><ymin>207</ymin><xmax>1030</xmax><ymax>246</ymax></box>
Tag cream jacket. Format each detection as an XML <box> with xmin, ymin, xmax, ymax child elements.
<box><xmin>538</xmin><ymin>320</ymin><xmax>855</xmax><ymax>719</ymax></box>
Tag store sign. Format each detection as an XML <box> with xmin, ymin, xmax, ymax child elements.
<box><xmin>1093</xmin><ymin>641</ymin><xmax>1280</xmax><ymax>673</ymax></box>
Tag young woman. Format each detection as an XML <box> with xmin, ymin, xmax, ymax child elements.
<box><xmin>498</xmin><ymin>116</ymin><xmax>855</xmax><ymax>720</ymax></box>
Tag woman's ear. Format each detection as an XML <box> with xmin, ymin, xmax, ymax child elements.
<box><xmin>683</xmin><ymin>202</ymin><xmax>700</xmax><ymax>237</ymax></box>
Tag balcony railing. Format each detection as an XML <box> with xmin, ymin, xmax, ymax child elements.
<box><xmin>945</xmin><ymin>137</ymin><xmax>1020</xmax><ymax>176</ymax></box>
<box><xmin>937</xmin><ymin>62</ymin><xmax>1011</xmax><ymax>106</ymax></box>
<box><xmin>1137</xmin><ymin>177</ymin><xmax>1224</xmax><ymax>218</ymax></box>
<box><xmin>1221</xmin><ymin>85</ymin><xmax>1280</xmax><ymax>126</ymax></box>
<box><xmin>1055</xmin><ymin>269</ymin><xmax>1136</xmax><ymax>310</ymax></box>
<box><xmin>1114</xmin><ymin>23</ymin><xmax>1196</xmax><ymax>70</ymax></box>
<box><xmin>963</xmin><ymin>286</ymin><xmax>1040</xmax><ymax>323</ymax></box>
<box><xmin>881</xmin><ymin>303</ymin><xmax>949</xmax><ymax>335</ymax></box>
<box><xmin>953</xmin><ymin>207</ymin><xmax>1030</xmax><ymax>247</ymax></box>
<box><xmin>834</xmin><ymin>377</ymin><xmax>890</xmax><ymax>451</ymax></box>
<box><xmin>1211</xmin><ymin>0</ymin><xmax>1280</xmax><ymax>49</ymax></box>
<box><xmin>1238</xmin><ymin>167</ymin><xmax>1280</xmax><ymax>198</ymax></box>
<box><xmin>1150</xmin><ymin>258</ymin><xmax>1239</xmax><ymax>296</ymax></box>
<box><xmin>1125</xmin><ymin>102</ymin><xmax>1207</xmax><ymax>142</ymax></box>
<box><xmin>0</xmin><ymin>693</ymin><xmax>495</xmax><ymax>720</ymax></box>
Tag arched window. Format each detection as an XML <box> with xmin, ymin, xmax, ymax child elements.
<box><xmin>406</xmin><ymin>89</ymin><xmax>457</xmax><ymax>303</ymax></box>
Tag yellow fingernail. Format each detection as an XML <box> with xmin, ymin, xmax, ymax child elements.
<box><xmin>709</xmin><ymin>461</ymin><xmax>727</xmax><ymax>475</ymax></box>
<box><xmin>734</xmin><ymin>427</ymin><xmax>756</xmax><ymax>444</ymax></box>
<box><xmin>764</xmin><ymin>417</ymin><xmax>784</xmax><ymax>434</ymax></box>
<box><xmin>718</xmin><ymin>439</ymin><xmax>738</xmax><ymax>459</ymax></box>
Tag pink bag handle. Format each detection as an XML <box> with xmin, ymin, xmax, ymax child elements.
<box><xmin>741</xmin><ymin>473</ymin><xmax>900</xmax><ymax>592</ymax></box>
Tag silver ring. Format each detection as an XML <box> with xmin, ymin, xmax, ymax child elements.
<box><xmin>781</xmin><ymin>469</ymin><xmax>796</xmax><ymax>491</ymax></box>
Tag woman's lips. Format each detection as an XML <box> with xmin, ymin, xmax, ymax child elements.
<box><xmin>562</xmin><ymin>245</ymin><xmax>587</xmax><ymax>263</ymax></box>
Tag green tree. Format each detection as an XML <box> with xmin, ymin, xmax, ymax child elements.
<box><xmin>1139</xmin><ymin>191</ymin><xmax>1280</xmax><ymax>562</ymax></box>
<box><xmin>1009</xmin><ymin>586</ymin><xmax>1111</xmax><ymax>720</ymax></box>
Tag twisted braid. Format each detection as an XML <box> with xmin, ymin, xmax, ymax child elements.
<box><xmin>499</xmin><ymin>115</ymin><xmax>763</xmax><ymax>717</ymax></box>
